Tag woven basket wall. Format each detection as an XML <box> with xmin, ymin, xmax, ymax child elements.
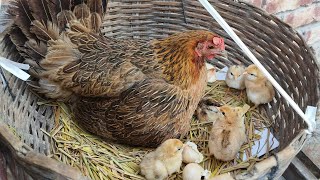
<box><xmin>0</xmin><ymin>0</ymin><xmax>319</xmax><ymax>179</ymax></box>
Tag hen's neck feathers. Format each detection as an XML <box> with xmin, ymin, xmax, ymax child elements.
<box><xmin>153</xmin><ymin>30</ymin><xmax>215</xmax><ymax>89</ymax></box>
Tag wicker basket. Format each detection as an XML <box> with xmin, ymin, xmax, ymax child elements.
<box><xmin>0</xmin><ymin>0</ymin><xmax>319</xmax><ymax>179</ymax></box>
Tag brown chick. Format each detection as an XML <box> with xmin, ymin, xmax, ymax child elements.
<box><xmin>208</xmin><ymin>105</ymin><xmax>246</xmax><ymax>161</ymax></box>
<box><xmin>195</xmin><ymin>98</ymin><xmax>221</xmax><ymax>122</ymax></box>
<box><xmin>244</xmin><ymin>65</ymin><xmax>275</xmax><ymax>108</ymax></box>
<box><xmin>2</xmin><ymin>0</ymin><xmax>226</xmax><ymax>147</ymax></box>
<box><xmin>140</xmin><ymin>139</ymin><xmax>184</xmax><ymax>180</ymax></box>
<box><xmin>225</xmin><ymin>65</ymin><xmax>246</xmax><ymax>90</ymax></box>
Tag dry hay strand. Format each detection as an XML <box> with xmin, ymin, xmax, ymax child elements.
<box><xmin>42</xmin><ymin>80</ymin><xmax>275</xmax><ymax>180</ymax></box>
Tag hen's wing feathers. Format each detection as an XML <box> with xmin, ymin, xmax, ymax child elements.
<box><xmin>76</xmin><ymin>79</ymin><xmax>190</xmax><ymax>146</ymax></box>
<box><xmin>39</xmin><ymin>32</ymin><xmax>149</xmax><ymax>98</ymax></box>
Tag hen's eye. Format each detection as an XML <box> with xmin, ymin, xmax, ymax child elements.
<box><xmin>208</xmin><ymin>46</ymin><xmax>214</xmax><ymax>49</ymax></box>
<box><xmin>177</xmin><ymin>148</ymin><xmax>181</xmax><ymax>151</ymax></box>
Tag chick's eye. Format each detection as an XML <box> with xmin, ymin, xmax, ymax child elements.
<box><xmin>250</xmin><ymin>73</ymin><xmax>255</xmax><ymax>76</ymax></box>
<box><xmin>230</xmin><ymin>72</ymin><xmax>234</xmax><ymax>76</ymax></box>
<box><xmin>222</xmin><ymin>112</ymin><xmax>225</xmax><ymax>116</ymax></box>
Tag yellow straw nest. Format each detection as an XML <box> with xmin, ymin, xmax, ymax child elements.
<box><xmin>42</xmin><ymin>81</ymin><xmax>275</xmax><ymax>180</ymax></box>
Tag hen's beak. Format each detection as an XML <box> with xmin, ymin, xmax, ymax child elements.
<box><xmin>206</xmin><ymin>50</ymin><xmax>228</xmax><ymax>63</ymax></box>
<box><xmin>217</xmin><ymin>50</ymin><xmax>228</xmax><ymax>58</ymax></box>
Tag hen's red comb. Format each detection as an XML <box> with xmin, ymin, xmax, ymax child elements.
<box><xmin>213</xmin><ymin>37</ymin><xmax>225</xmax><ymax>50</ymax></box>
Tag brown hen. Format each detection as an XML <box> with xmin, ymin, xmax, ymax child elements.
<box><xmin>1</xmin><ymin>0</ymin><xmax>225</xmax><ymax>147</ymax></box>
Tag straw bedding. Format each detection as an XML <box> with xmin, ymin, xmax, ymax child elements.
<box><xmin>41</xmin><ymin>80</ymin><xmax>275</xmax><ymax>180</ymax></box>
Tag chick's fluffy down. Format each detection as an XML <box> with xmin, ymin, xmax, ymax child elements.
<box><xmin>209</xmin><ymin>106</ymin><xmax>246</xmax><ymax>161</ymax></box>
<box><xmin>140</xmin><ymin>152</ymin><xmax>168</xmax><ymax>180</ymax></box>
<box><xmin>140</xmin><ymin>139</ymin><xmax>183</xmax><ymax>180</ymax></box>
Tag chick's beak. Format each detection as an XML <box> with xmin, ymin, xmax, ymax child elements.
<box><xmin>243</xmin><ymin>72</ymin><xmax>248</xmax><ymax>75</ymax></box>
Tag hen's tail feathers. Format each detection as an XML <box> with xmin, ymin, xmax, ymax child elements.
<box><xmin>1</xmin><ymin>0</ymin><xmax>105</xmax><ymax>61</ymax></box>
<box><xmin>0</xmin><ymin>0</ymin><xmax>106</xmax><ymax>100</ymax></box>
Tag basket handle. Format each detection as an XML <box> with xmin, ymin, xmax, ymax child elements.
<box><xmin>198</xmin><ymin>0</ymin><xmax>315</xmax><ymax>133</ymax></box>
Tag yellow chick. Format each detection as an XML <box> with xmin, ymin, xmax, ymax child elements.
<box><xmin>243</xmin><ymin>65</ymin><xmax>275</xmax><ymax>108</ymax></box>
<box><xmin>208</xmin><ymin>105</ymin><xmax>246</xmax><ymax>161</ymax></box>
<box><xmin>195</xmin><ymin>98</ymin><xmax>221</xmax><ymax>122</ymax></box>
<box><xmin>225</xmin><ymin>65</ymin><xmax>246</xmax><ymax>90</ymax></box>
<box><xmin>140</xmin><ymin>139</ymin><xmax>184</xmax><ymax>180</ymax></box>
